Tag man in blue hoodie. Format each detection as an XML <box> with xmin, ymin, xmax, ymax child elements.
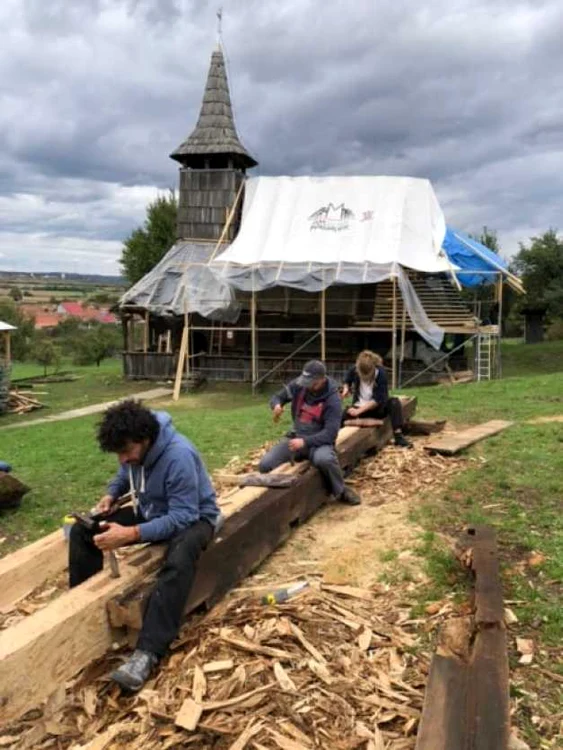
<box><xmin>68</xmin><ymin>400</ymin><xmax>220</xmax><ymax>691</ymax></box>
<box><xmin>259</xmin><ymin>360</ymin><xmax>360</xmax><ymax>506</ymax></box>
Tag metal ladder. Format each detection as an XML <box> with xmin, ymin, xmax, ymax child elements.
<box><xmin>475</xmin><ymin>326</ymin><xmax>500</xmax><ymax>381</ymax></box>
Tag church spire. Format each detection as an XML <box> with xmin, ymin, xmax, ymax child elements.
<box><xmin>170</xmin><ymin>44</ymin><xmax>258</xmax><ymax>170</ymax></box>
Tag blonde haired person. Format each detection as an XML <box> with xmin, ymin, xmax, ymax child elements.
<box><xmin>341</xmin><ymin>350</ymin><xmax>411</xmax><ymax>448</ymax></box>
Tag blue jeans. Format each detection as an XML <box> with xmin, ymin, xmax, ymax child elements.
<box><xmin>259</xmin><ymin>439</ymin><xmax>344</xmax><ymax>497</ymax></box>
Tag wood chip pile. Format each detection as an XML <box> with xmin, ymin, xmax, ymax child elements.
<box><xmin>2</xmin><ymin>585</ymin><xmax>429</xmax><ymax>749</ymax></box>
<box><xmin>347</xmin><ymin>443</ymin><xmax>465</xmax><ymax>505</ymax></box>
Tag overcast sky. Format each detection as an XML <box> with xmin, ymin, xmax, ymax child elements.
<box><xmin>0</xmin><ymin>0</ymin><xmax>561</xmax><ymax>275</ymax></box>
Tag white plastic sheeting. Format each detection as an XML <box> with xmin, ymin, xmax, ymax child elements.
<box><xmin>213</xmin><ymin>175</ymin><xmax>449</xmax><ymax>273</ymax></box>
<box><xmin>119</xmin><ymin>242</ymin><xmax>238</xmax><ymax>322</ymax></box>
<box><xmin>210</xmin><ymin>176</ymin><xmax>449</xmax><ymax>348</ymax></box>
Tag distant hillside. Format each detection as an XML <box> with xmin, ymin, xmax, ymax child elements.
<box><xmin>0</xmin><ymin>271</ymin><xmax>126</xmax><ymax>286</ymax></box>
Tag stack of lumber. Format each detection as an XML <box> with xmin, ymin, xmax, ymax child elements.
<box><xmin>2</xmin><ymin>584</ymin><xmax>427</xmax><ymax>749</ymax></box>
<box><xmin>7</xmin><ymin>389</ymin><xmax>44</xmax><ymax>414</ymax></box>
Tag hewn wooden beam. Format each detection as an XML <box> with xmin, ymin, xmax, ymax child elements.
<box><xmin>0</xmin><ymin>530</ymin><xmax>66</xmax><ymax>611</ymax></box>
<box><xmin>415</xmin><ymin>526</ymin><xmax>509</xmax><ymax>750</ymax></box>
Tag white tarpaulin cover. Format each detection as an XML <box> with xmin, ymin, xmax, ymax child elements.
<box><xmin>211</xmin><ymin>176</ymin><xmax>450</xmax><ymax>348</ymax></box>
<box><xmin>213</xmin><ymin>175</ymin><xmax>449</xmax><ymax>273</ymax></box>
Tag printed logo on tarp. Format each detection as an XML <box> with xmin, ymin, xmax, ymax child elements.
<box><xmin>308</xmin><ymin>204</ymin><xmax>374</xmax><ymax>231</ymax></box>
<box><xmin>308</xmin><ymin>203</ymin><xmax>355</xmax><ymax>232</ymax></box>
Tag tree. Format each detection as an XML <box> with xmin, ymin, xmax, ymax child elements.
<box><xmin>9</xmin><ymin>286</ymin><xmax>23</xmax><ymax>302</ymax></box>
<box><xmin>52</xmin><ymin>317</ymin><xmax>82</xmax><ymax>356</ymax></box>
<box><xmin>32</xmin><ymin>338</ymin><xmax>61</xmax><ymax>376</ymax></box>
<box><xmin>511</xmin><ymin>230</ymin><xmax>563</xmax><ymax>320</ymax></box>
<box><xmin>462</xmin><ymin>227</ymin><xmax>502</xmax><ymax>316</ymax></box>
<box><xmin>72</xmin><ymin>325</ymin><xmax>121</xmax><ymax>367</ymax></box>
<box><xmin>0</xmin><ymin>301</ymin><xmax>36</xmax><ymax>360</ymax></box>
<box><xmin>120</xmin><ymin>191</ymin><xmax>177</xmax><ymax>284</ymax></box>
<box><xmin>475</xmin><ymin>226</ymin><xmax>500</xmax><ymax>253</ymax></box>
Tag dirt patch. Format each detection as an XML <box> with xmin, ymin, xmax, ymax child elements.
<box><xmin>258</xmin><ymin>440</ymin><xmax>465</xmax><ymax>589</ymax></box>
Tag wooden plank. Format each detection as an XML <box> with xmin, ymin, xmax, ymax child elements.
<box><xmin>173</xmin><ymin>325</ymin><xmax>189</xmax><ymax>402</ymax></box>
<box><xmin>416</xmin><ymin>526</ymin><xmax>509</xmax><ymax>750</ymax></box>
<box><xmin>0</xmin><ymin>530</ymin><xmax>66</xmax><ymax>611</ymax></box>
<box><xmin>469</xmin><ymin>626</ymin><xmax>510</xmax><ymax>750</ymax></box>
<box><xmin>0</xmin><ymin>399</ymin><xmax>416</xmax><ymax>723</ymax></box>
<box><xmin>415</xmin><ymin>654</ymin><xmax>468</xmax><ymax>749</ymax></box>
<box><xmin>218</xmin><ymin>473</ymin><xmax>299</xmax><ymax>489</ymax></box>
<box><xmin>461</xmin><ymin>525</ymin><xmax>505</xmax><ymax>626</ymax></box>
<box><xmin>424</xmin><ymin>420</ymin><xmax>513</xmax><ymax>455</ymax></box>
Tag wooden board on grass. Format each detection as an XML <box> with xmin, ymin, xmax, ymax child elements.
<box><xmin>424</xmin><ymin>420</ymin><xmax>513</xmax><ymax>455</ymax></box>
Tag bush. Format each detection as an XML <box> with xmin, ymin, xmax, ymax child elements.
<box><xmin>546</xmin><ymin>319</ymin><xmax>563</xmax><ymax>341</ymax></box>
<box><xmin>9</xmin><ymin>286</ymin><xmax>23</xmax><ymax>302</ymax></box>
<box><xmin>71</xmin><ymin>325</ymin><xmax>121</xmax><ymax>367</ymax></box>
<box><xmin>32</xmin><ymin>338</ymin><xmax>61</xmax><ymax>376</ymax></box>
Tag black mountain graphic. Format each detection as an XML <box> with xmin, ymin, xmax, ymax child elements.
<box><xmin>308</xmin><ymin>203</ymin><xmax>355</xmax><ymax>222</ymax></box>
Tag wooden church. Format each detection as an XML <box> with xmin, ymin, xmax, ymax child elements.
<box><xmin>119</xmin><ymin>45</ymin><xmax>483</xmax><ymax>388</ymax></box>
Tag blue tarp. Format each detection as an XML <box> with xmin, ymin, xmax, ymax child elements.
<box><xmin>442</xmin><ymin>227</ymin><xmax>508</xmax><ymax>287</ymax></box>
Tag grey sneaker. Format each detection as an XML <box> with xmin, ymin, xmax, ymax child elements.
<box><xmin>111</xmin><ymin>649</ymin><xmax>159</xmax><ymax>691</ymax></box>
<box><xmin>338</xmin><ymin>486</ymin><xmax>361</xmax><ymax>506</ymax></box>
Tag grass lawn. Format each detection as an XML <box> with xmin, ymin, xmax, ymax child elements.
<box><xmin>2</xmin><ymin>359</ymin><xmax>161</xmax><ymax>426</ymax></box>
<box><xmin>0</xmin><ymin>340</ymin><xmax>561</xmax><ymax>744</ymax></box>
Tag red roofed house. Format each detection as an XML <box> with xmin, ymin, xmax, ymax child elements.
<box><xmin>34</xmin><ymin>313</ymin><xmax>64</xmax><ymax>330</ymax></box>
<box><xmin>57</xmin><ymin>302</ymin><xmax>117</xmax><ymax>325</ymax></box>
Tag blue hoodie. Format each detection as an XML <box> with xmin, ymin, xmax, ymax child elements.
<box><xmin>106</xmin><ymin>412</ymin><xmax>219</xmax><ymax>543</ymax></box>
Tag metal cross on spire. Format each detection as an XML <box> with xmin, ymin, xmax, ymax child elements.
<box><xmin>216</xmin><ymin>7</ymin><xmax>223</xmax><ymax>42</ymax></box>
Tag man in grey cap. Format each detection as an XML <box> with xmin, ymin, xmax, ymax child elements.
<box><xmin>259</xmin><ymin>360</ymin><xmax>360</xmax><ymax>505</ymax></box>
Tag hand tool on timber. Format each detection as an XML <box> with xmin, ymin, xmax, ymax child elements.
<box><xmin>262</xmin><ymin>580</ymin><xmax>309</xmax><ymax>605</ymax></box>
<box><xmin>70</xmin><ymin>511</ymin><xmax>121</xmax><ymax>578</ymax></box>
<box><xmin>69</xmin><ymin>494</ymin><xmax>132</xmax><ymax>579</ymax></box>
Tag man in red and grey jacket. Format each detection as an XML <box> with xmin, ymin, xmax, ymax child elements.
<box><xmin>259</xmin><ymin>360</ymin><xmax>360</xmax><ymax>505</ymax></box>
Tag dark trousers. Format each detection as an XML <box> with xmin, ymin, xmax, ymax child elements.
<box><xmin>258</xmin><ymin>440</ymin><xmax>345</xmax><ymax>497</ymax></box>
<box><xmin>343</xmin><ymin>396</ymin><xmax>404</xmax><ymax>431</ymax></box>
<box><xmin>68</xmin><ymin>508</ymin><xmax>213</xmax><ymax>657</ymax></box>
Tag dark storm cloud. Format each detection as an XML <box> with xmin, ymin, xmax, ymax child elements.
<box><xmin>0</xmin><ymin>0</ymin><xmax>562</xmax><ymax>272</ymax></box>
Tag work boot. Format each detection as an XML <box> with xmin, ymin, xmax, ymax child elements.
<box><xmin>111</xmin><ymin>649</ymin><xmax>159</xmax><ymax>692</ymax></box>
<box><xmin>338</xmin><ymin>486</ymin><xmax>361</xmax><ymax>506</ymax></box>
<box><xmin>394</xmin><ymin>433</ymin><xmax>412</xmax><ymax>448</ymax></box>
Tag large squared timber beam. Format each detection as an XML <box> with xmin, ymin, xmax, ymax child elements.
<box><xmin>415</xmin><ymin>525</ymin><xmax>509</xmax><ymax>750</ymax></box>
<box><xmin>0</xmin><ymin>531</ymin><xmax>67</xmax><ymax>611</ymax></box>
<box><xmin>0</xmin><ymin>398</ymin><xmax>416</xmax><ymax>724</ymax></box>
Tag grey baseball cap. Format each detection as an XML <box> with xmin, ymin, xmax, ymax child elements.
<box><xmin>296</xmin><ymin>360</ymin><xmax>327</xmax><ymax>387</ymax></box>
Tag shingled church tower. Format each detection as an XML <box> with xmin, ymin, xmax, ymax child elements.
<box><xmin>170</xmin><ymin>45</ymin><xmax>258</xmax><ymax>242</ymax></box>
